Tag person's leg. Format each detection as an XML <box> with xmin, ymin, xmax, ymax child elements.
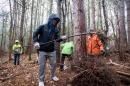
<box><xmin>17</xmin><ymin>54</ymin><xmax>20</xmax><ymax>65</ymax></box>
<box><xmin>39</xmin><ymin>51</ymin><xmax>47</xmax><ymax>82</ymax></box>
<box><xmin>60</xmin><ymin>54</ymin><xmax>66</xmax><ymax>71</ymax></box>
<box><xmin>67</xmin><ymin>55</ymin><xmax>72</xmax><ymax>69</ymax></box>
<box><xmin>14</xmin><ymin>54</ymin><xmax>17</xmax><ymax>65</ymax></box>
<box><xmin>48</xmin><ymin>51</ymin><xmax>58</xmax><ymax>80</ymax></box>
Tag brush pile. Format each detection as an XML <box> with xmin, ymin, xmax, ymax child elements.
<box><xmin>70</xmin><ymin>57</ymin><xmax>120</xmax><ymax>86</ymax></box>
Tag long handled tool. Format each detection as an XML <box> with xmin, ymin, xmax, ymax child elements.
<box><xmin>39</xmin><ymin>32</ymin><xmax>89</xmax><ymax>46</ymax></box>
<box><xmin>24</xmin><ymin>32</ymin><xmax>89</xmax><ymax>47</ymax></box>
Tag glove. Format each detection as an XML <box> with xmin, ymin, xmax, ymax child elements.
<box><xmin>34</xmin><ymin>42</ymin><xmax>40</xmax><ymax>49</ymax></box>
<box><xmin>106</xmin><ymin>46</ymin><xmax>109</xmax><ymax>50</ymax></box>
<box><xmin>61</xmin><ymin>35</ymin><xmax>67</xmax><ymax>40</ymax></box>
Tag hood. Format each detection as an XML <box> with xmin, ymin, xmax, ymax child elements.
<box><xmin>89</xmin><ymin>29</ymin><xmax>96</xmax><ymax>34</ymax></box>
<box><xmin>15</xmin><ymin>40</ymin><xmax>19</xmax><ymax>43</ymax></box>
<box><xmin>48</xmin><ymin>14</ymin><xmax>60</xmax><ymax>26</ymax></box>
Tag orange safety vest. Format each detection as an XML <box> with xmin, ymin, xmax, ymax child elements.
<box><xmin>86</xmin><ymin>34</ymin><xmax>104</xmax><ymax>56</ymax></box>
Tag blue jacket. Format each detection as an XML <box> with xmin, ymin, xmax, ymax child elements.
<box><xmin>33</xmin><ymin>14</ymin><xmax>62</xmax><ymax>52</ymax></box>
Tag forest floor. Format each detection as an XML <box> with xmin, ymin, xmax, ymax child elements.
<box><xmin>1</xmin><ymin>53</ymin><xmax>130</xmax><ymax>86</ymax></box>
<box><xmin>0</xmin><ymin>54</ymin><xmax>75</xmax><ymax>86</ymax></box>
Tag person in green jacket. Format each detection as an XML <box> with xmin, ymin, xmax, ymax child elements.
<box><xmin>12</xmin><ymin>40</ymin><xmax>23</xmax><ymax>65</ymax></box>
<box><xmin>60</xmin><ymin>41</ymin><xmax>74</xmax><ymax>71</ymax></box>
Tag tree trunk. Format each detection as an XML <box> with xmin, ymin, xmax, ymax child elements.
<box><xmin>98</xmin><ymin>0</ymin><xmax>103</xmax><ymax>30</ymax></box>
<box><xmin>0</xmin><ymin>15</ymin><xmax>5</xmax><ymax>64</ymax></box>
<box><xmin>126</xmin><ymin>0</ymin><xmax>130</xmax><ymax>45</ymax></box>
<box><xmin>87</xmin><ymin>0</ymin><xmax>90</xmax><ymax>30</ymax></box>
<box><xmin>49</xmin><ymin>0</ymin><xmax>53</xmax><ymax>14</ymax></box>
<box><xmin>118</xmin><ymin>0</ymin><xmax>127</xmax><ymax>60</ymax></box>
<box><xmin>102</xmin><ymin>0</ymin><xmax>109</xmax><ymax>35</ymax></box>
<box><xmin>1</xmin><ymin>16</ymin><xmax>5</xmax><ymax>50</ymax></box>
<box><xmin>72</xmin><ymin>0</ymin><xmax>86</xmax><ymax>62</ymax></box>
<box><xmin>20</xmin><ymin>0</ymin><xmax>26</xmax><ymax>45</ymax></box>
<box><xmin>8</xmin><ymin>0</ymin><xmax>14</xmax><ymax>61</ymax></box>
<box><xmin>56</xmin><ymin>0</ymin><xmax>62</xmax><ymax>64</ymax></box>
<box><xmin>61</xmin><ymin>0</ymin><xmax>66</xmax><ymax>35</ymax></box>
<box><xmin>28</xmin><ymin>0</ymin><xmax>34</xmax><ymax>61</ymax></box>
<box><xmin>91</xmin><ymin>0</ymin><xmax>95</xmax><ymax>29</ymax></box>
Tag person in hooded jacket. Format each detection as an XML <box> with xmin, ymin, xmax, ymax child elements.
<box><xmin>12</xmin><ymin>40</ymin><xmax>23</xmax><ymax>65</ymax></box>
<box><xmin>33</xmin><ymin>14</ymin><xmax>67</xmax><ymax>86</ymax></box>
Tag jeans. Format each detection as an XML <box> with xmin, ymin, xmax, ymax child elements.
<box><xmin>38</xmin><ymin>51</ymin><xmax>56</xmax><ymax>82</ymax></box>
<box><xmin>14</xmin><ymin>54</ymin><xmax>20</xmax><ymax>65</ymax></box>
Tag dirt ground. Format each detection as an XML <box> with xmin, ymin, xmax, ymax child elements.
<box><xmin>1</xmin><ymin>53</ymin><xmax>130</xmax><ymax>86</ymax></box>
<box><xmin>0</xmin><ymin>54</ymin><xmax>75</xmax><ymax>86</ymax></box>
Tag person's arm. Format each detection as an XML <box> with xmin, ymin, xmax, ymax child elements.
<box><xmin>60</xmin><ymin>43</ymin><xmax>65</xmax><ymax>49</ymax></box>
<box><xmin>33</xmin><ymin>25</ymin><xmax>42</xmax><ymax>42</ymax></box>
<box><xmin>33</xmin><ymin>25</ymin><xmax>43</xmax><ymax>49</ymax></box>
<box><xmin>96</xmin><ymin>36</ymin><xmax>104</xmax><ymax>51</ymax></box>
<box><xmin>12</xmin><ymin>44</ymin><xmax>15</xmax><ymax>51</ymax></box>
<box><xmin>55</xmin><ymin>30</ymin><xmax>63</xmax><ymax>42</ymax></box>
<box><xmin>55</xmin><ymin>29</ymin><xmax>67</xmax><ymax>42</ymax></box>
<box><xmin>20</xmin><ymin>45</ymin><xmax>23</xmax><ymax>54</ymax></box>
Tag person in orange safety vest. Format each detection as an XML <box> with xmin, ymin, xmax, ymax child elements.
<box><xmin>86</xmin><ymin>30</ymin><xmax>104</xmax><ymax>56</ymax></box>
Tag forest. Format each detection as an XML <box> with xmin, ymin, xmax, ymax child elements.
<box><xmin>0</xmin><ymin>0</ymin><xmax>130</xmax><ymax>86</ymax></box>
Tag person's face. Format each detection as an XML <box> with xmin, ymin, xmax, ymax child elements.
<box><xmin>90</xmin><ymin>33</ymin><xmax>93</xmax><ymax>36</ymax></box>
<box><xmin>52</xmin><ymin>19</ymin><xmax>59</xmax><ymax>26</ymax></box>
<box><xmin>16</xmin><ymin>42</ymin><xmax>18</xmax><ymax>44</ymax></box>
<box><xmin>90</xmin><ymin>32</ymin><xmax>96</xmax><ymax>36</ymax></box>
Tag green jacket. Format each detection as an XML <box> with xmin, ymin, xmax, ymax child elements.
<box><xmin>61</xmin><ymin>41</ymin><xmax>74</xmax><ymax>55</ymax></box>
<box><xmin>12</xmin><ymin>43</ymin><xmax>23</xmax><ymax>54</ymax></box>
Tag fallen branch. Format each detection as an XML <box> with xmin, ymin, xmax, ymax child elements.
<box><xmin>69</xmin><ymin>69</ymin><xmax>88</xmax><ymax>82</ymax></box>
<box><xmin>116</xmin><ymin>71</ymin><xmax>130</xmax><ymax>77</ymax></box>
<box><xmin>0</xmin><ymin>77</ymin><xmax>10</xmax><ymax>82</ymax></box>
<box><xmin>107</xmin><ymin>59</ymin><xmax>130</xmax><ymax>69</ymax></box>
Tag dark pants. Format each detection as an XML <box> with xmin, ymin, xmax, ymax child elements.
<box><xmin>60</xmin><ymin>54</ymin><xmax>72</xmax><ymax>70</ymax></box>
<box><xmin>14</xmin><ymin>54</ymin><xmax>20</xmax><ymax>65</ymax></box>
